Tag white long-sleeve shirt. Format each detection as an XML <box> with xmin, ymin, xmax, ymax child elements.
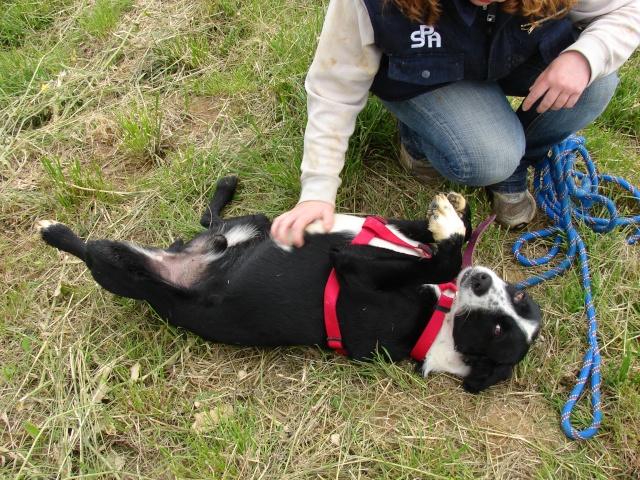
<box><xmin>298</xmin><ymin>0</ymin><xmax>640</xmax><ymax>206</ymax></box>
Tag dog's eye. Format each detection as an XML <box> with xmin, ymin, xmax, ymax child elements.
<box><xmin>493</xmin><ymin>323</ymin><xmax>502</xmax><ymax>337</ymax></box>
<box><xmin>514</xmin><ymin>291</ymin><xmax>525</xmax><ymax>302</ymax></box>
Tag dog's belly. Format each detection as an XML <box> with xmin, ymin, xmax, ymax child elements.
<box><xmin>173</xmin><ymin>236</ymin><xmax>339</xmax><ymax>348</ymax></box>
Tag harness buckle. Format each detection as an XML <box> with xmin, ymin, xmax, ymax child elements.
<box><xmin>418</xmin><ymin>243</ymin><xmax>433</xmax><ymax>258</ymax></box>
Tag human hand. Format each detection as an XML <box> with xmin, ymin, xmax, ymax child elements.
<box><xmin>522</xmin><ymin>51</ymin><xmax>591</xmax><ymax>113</ymax></box>
<box><xmin>270</xmin><ymin>201</ymin><xmax>335</xmax><ymax>247</ymax></box>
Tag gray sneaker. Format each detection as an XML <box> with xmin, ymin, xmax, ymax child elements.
<box><xmin>398</xmin><ymin>144</ymin><xmax>442</xmax><ymax>181</ymax></box>
<box><xmin>491</xmin><ymin>190</ymin><xmax>537</xmax><ymax>229</ymax></box>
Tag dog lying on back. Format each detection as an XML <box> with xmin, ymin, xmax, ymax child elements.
<box><xmin>37</xmin><ymin>176</ymin><xmax>541</xmax><ymax>393</ymax></box>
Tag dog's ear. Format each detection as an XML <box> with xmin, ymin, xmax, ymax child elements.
<box><xmin>461</xmin><ymin>358</ymin><xmax>514</xmax><ymax>393</ymax></box>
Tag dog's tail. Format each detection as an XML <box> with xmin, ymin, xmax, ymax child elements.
<box><xmin>36</xmin><ymin>220</ymin><xmax>87</xmax><ymax>262</ymax></box>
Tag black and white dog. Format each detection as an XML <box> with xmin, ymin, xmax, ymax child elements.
<box><xmin>37</xmin><ymin>176</ymin><xmax>541</xmax><ymax>392</ymax></box>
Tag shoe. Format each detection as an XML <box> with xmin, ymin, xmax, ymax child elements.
<box><xmin>491</xmin><ymin>190</ymin><xmax>537</xmax><ymax>229</ymax></box>
<box><xmin>398</xmin><ymin>144</ymin><xmax>442</xmax><ymax>181</ymax></box>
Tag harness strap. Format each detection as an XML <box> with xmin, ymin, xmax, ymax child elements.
<box><xmin>409</xmin><ymin>215</ymin><xmax>493</xmax><ymax>360</ymax></box>
<box><xmin>410</xmin><ymin>283</ymin><xmax>457</xmax><ymax>361</ymax></box>
<box><xmin>324</xmin><ymin>269</ymin><xmax>347</xmax><ymax>355</ymax></box>
<box><xmin>324</xmin><ymin>216</ymin><xmax>433</xmax><ymax>355</ymax></box>
<box><xmin>353</xmin><ymin>216</ymin><xmax>434</xmax><ymax>256</ymax></box>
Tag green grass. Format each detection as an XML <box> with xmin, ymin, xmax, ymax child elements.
<box><xmin>1</xmin><ymin>0</ymin><xmax>639</xmax><ymax>478</ymax></box>
<box><xmin>78</xmin><ymin>0</ymin><xmax>133</xmax><ymax>40</ymax></box>
<box><xmin>0</xmin><ymin>0</ymin><xmax>75</xmax><ymax>48</ymax></box>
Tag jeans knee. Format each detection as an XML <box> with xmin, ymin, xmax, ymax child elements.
<box><xmin>443</xmin><ymin>139</ymin><xmax>525</xmax><ymax>187</ymax></box>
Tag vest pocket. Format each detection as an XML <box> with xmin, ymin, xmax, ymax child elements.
<box><xmin>387</xmin><ymin>53</ymin><xmax>464</xmax><ymax>86</ymax></box>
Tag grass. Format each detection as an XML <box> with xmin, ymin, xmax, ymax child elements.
<box><xmin>1</xmin><ymin>0</ymin><xmax>639</xmax><ymax>477</ymax></box>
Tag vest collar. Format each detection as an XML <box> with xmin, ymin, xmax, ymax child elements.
<box><xmin>454</xmin><ymin>0</ymin><xmax>481</xmax><ymax>27</ymax></box>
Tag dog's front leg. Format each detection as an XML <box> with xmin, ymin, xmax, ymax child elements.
<box><xmin>330</xmin><ymin>244</ymin><xmax>461</xmax><ymax>290</ymax></box>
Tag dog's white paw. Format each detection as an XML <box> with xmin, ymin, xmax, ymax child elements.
<box><xmin>428</xmin><ymin>194</ymin><xmax>466</xmax><ymax>242</ymax></box>
<box><xmin>446</xmin><ymin>192</ymin><xmax>467</xmax><ymax>218</ymax></box>
<box><xmin>36</xmin><ymin>220</ymin><xmax>60</xmax><ymax>234</ymax></box>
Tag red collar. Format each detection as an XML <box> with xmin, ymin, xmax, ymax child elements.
<box><xmin>324</xmin><ymin>216</ymin><xmax>433</xmax><ymax>356</ymax></box>
<box><xmin>409</xmin><ymin>282</ymin><xmax>456</xmax><ymax>361</ymax></box>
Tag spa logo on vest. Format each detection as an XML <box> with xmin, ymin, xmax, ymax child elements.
<box><xmin>410</xmin><ymin>25</ymin><xmax>441</xmax><ymax>48</ymax></box>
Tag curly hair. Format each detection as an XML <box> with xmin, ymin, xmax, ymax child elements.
<box><xmin>387</xmin><ymin>0</ymin><xmax>579</xmax><ymax>25</ymax></box>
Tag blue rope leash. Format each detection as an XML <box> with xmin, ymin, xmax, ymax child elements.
<box><xmin>512</xmin><ymin>134</ymin><xmax>640</xmax><ymax>440</ymax></box>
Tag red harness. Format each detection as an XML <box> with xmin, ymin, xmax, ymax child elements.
<box><xmin>323</xmin><ymin>214</ymin><xmax>495</xmax><ymax>361</ymax></box>
<box><xmin>323</xmin><ymin>216</ymin><xmax>443</xmax><ymax>358</ymax></box>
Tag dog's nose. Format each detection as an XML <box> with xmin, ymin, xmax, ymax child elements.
<box><xmin>470</xmin><ymin>271</ymin><xmax>492</xmax><ymax>296</ymax></box>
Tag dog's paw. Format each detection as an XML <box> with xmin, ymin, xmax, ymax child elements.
<box><xmin>446</xmin><ymin>192</ymin><xmax>467</xmax><ymax>218</ymax></box>
<box><xmin>35</xmin><ymin>219</ymin><xmax>60</xmax><ymax>234</ymax></box>
<box><xmin>36</xmin><ymin>220</ymin><xmax>71</xmax><ymax>243</ymax></box>
<box><xmin>428</xmin><ymin>194</ymin><xmax>466</xmax><ymax>242</ymax></box>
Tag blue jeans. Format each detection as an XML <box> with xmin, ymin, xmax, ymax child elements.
<box><xmin>381</xmin><ymin>64</ymin><xmax>619</xmax><ymax>194</ymax></box>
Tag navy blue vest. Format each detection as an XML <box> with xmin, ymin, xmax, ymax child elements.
<box><xmin>363</xmin><ymin>0</ymin><xmax>575</xmax><ymax>101</ymax></box>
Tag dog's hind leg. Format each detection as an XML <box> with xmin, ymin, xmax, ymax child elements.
<box><xmin>199</xmin><ymin>175</ymin><xmax>271</xmax><ymax>235</ymax></box>
<box><xmin>36</xmin><ymin>221</ymin><xmax>165</xmax><ymax>300</ymax></box>
<box><xmin>83</xmin><ymin>240</ymin><xmax>195</xmax><ymax>300</ymax></box>
<box><xmin>37</xmin><ymin>220</ymin><xmax>207</xmax><ymax>302</ymax></box>
<box><xmin>200</xmin><ymin>175</ymin><xmax>239</xmax><ymax>228</ymax></box>
<box><xmin>36</xmin><ymin>220</ymin><xmax>87</xmax><ymax>261</ymax></box>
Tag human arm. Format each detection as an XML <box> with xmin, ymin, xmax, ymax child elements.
<box><xmin>271</xmin><ymin>0</ymin><xmax>382</xmax><ymax>245</ymax></box>
<box><xmin>522</xmin><ymin>0</ymin><xmax>640</xmax><ymax>113</ymax></box>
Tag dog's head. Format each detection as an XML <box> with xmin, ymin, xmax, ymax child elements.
<box><xmin>450</xmin><ymin>266</ymin><xmax>542</xmax><ymax>393</ymax></box>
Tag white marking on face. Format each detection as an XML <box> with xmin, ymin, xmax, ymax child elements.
<box><xmin>456</xmin><ymin>266</ymin><xmax>539</xmax><ymax>343</ymax></box>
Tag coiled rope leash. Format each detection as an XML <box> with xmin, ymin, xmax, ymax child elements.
<box><xmin>512</xmin><ymin>135</ymin><xmax>640</xmax><ymax>440</ymax></box>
